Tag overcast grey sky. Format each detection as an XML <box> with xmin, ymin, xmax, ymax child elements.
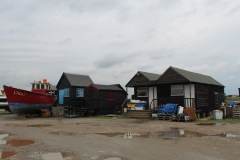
<box><xmin>0</xmin><ymin>0</ymin><xmax>240</xmax><ymax>95</ymax></box>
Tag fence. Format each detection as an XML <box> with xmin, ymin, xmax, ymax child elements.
<box><xmin>149</xmin><ymin>98</ymin><xmax>196</xmax><ymax>112</ymax></box>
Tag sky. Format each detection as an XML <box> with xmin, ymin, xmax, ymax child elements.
<box><xmin>0</xmin><ymin>0</ymin><xmax>240</xmax><ymax>96</ymax></box>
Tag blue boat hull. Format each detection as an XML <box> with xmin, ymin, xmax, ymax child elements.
<box><xmin>9</xmin><ymin>102</ymin><xmax>53</xmax><ymax>114</ymax></box>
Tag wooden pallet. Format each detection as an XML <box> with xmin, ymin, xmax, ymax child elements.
<box><xmin>232</xmin><ymin>108</ymin><xmax>240</xmax><ymax>119</ymax></box>
<box><xmin>157</xmin><ymin>114</ymin><xmax>172</xmax><ymax>121</ymax></box>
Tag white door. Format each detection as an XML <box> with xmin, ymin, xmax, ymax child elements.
<box><xmin>149</xmin><ymin>87</ymin><xmax>157</xmax><ymax>109</ymax></box>
<box><xmin>184</xmin><ymin>84</ymin><xmax>195</xmax><ymax>107</ymax></box>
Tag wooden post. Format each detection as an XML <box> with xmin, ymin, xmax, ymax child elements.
<box><xmin>197</xmin><ymin>113</ymin><xmax>200</xmax><ymax>119</ymax></box>
<box><xmin>208</xmin><ymin>111</ymin><xmax>212</xmax><ymax>117</ymax></box>
<box><xmin>189</xmin><ymin>83</ymin><xmax>191</xmax><ymax>107</ymax></box>
<box><xmin>223</xmin><ymin>107</ymin><xmax>226</xmax><ymax>119</ymax></box>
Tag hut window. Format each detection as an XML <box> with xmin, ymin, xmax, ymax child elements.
<box><xmin>64</xmin><ymin>88</ymin><xmax>70</xmax><ymax>97</ymax></box>
<box><xmin>137</xmin><ymin>88</ymin><xmax>148</xmax><ymax>97</ymax></box>
<box><xmin>171</xmin><ymin>85</ymin><xmax>184</xmax><ymax>96</ymax></box>
<box><xmin>107</xmin><ymin>91</ymin><xmax>116</xmax><ymax>101</ymax></box>
<box><xmin>76</xmin><ymin>88</ymin><xmax>84</xmax><ymax>97</ymax></box>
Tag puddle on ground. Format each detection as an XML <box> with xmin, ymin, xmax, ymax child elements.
<box><xmin>218</xmin><ymin>133</ymin><xmax>240</xmax><ymax>138</ymax></box>
<box><xmin>97</xmin><ymin>155</ymin><xmax>127</xmax><ymax>160</ymax></box>
<box><xmin>197</xmin><ymin>123</ymin><xmax>225</xmax><ymax>126</ymax></box>
<box><xmin>163</xmin><ymin>137</ymin><xmax>180</xmax><ymax>140</ymax></box>
<box><xmin>96</xmin><ymin>128</ymin><xmax>206</xmax><ymax>139</ymax></box>
<box><xmin>162</xmin><ymin>128</ymin><xmax>206</xmax><ymax>138</ymax></box>
<box><xmin>6</xmin><ymin>139</ymin><xmax>35</xmax><ymax>147</ymax></box>
<box><xmin>0</xmin><ymin>151</ymin><xmax>17</xmax><ymax>159</ymax></box>
<box><xmin>225</xmin><ymin>133</ymin><xmax>240</xmax><ymax>137</ymax></box>
<box><xmin>1</xmin><ymin>132</ymin><xmax>73</xmax><ymax>159</ymax></box>
<box><xmin>0</xmin><ymin>133</ymin><xmax>9</xmax><ymax>145</ymax></box>
<box><xmin>50</xmin><ymin>131</ymin><xmax>75</xmax><ymax>136</ymax></box>
<box><xmin>29</xmin><ymin>152</ymin><xmax>72</xmax><ymax>160</ymax></box>
<box><xmin>41</xmin><ymin>152</ymin><xmax>64</xmax><ymax>160</ymax></box>
<box><xmin>27</xmin><ymin>124</ymin><xmax>53</xmax><ymax>127</ymax></box>
<box><xmin>61</xmin><ymin>151</ymin><xmax>72</xmax><ymax>159</ymax></box>
<box><xmin>96</xmin><ymin>132</ymin><xmax>123</xmax><ymax>137</ymax></box>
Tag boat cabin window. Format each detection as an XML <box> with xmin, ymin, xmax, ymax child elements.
<box><xmin>36</xmin><ymin>84</ymin><xmax>40</xmax><ymax>89</ymax></box>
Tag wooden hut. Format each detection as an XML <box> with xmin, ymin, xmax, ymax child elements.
<box><xmin>84</xmin><ymin>84</ymin><xmax>127</xmax><ymax>115</ymax></box>
<box><xmin>56</xmin><ymin>72</ymin><xmax>94</xmax><ymax>107</ymax></box>
<box><xmin>125</xmin><ymin>71</ymin><xmax>161</xmax><ymax>108</ymax></box>
<box><xmin>155</xmin><ymin>66</ymin><xmax>225</xmax><ymax>115</ymax></box>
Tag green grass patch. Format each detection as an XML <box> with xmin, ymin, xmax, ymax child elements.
<box><xmin>194</xmin><ymin>118</ymin><xmax>240</xmax><ymax>123</ymax></box>
<box><xmin>87</xmin><ymin>115</ymin><xmax>116</xmax><ymax>119</ymax></box>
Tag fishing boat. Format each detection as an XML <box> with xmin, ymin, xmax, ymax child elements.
<box><xmin>3</xmin><ymin>79</ymin><xmax>57</xmax><ymax>115</ymax></box>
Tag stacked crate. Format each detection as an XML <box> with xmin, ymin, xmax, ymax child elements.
<box><xmin>232</xmin><ymin>108</ymin><xmax>240</xmax><ymax>119</ymax></box>
<box><xmin>127</xmin><ymin>100</ymin><xmax>147</xmax><ymax>111</ymax></box>
<box><xmin>127</xmin><ymin>103</ymin><xmax>136</xmax><ymax>110</ymax></box>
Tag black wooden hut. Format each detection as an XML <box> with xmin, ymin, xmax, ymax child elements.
<box><xmin>84</xmin><ymin>84</ymin><xmax>127</xmax><ymax>115</ymax></box>
<box><xmin>125</xmin><ymin>71</ymin><xmax>161</xmax><ymax>108</ymax></box>
<box><xmin>155</xmin><ymin>66</ymin><xmax>225</xmax><ymax>114</ymax></box>
<box><xmin>56</xmin><ymin>72</ymin><xmax>94</xmax><ymax>107</ymax></box>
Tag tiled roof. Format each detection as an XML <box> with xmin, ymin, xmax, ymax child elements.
<box><xmin>171</xmin><ymin>67</ymin><xmax>224</xmax><ymax>86</ymax></box>
<box><xmin>139</xmin><ymin>71</ymin><xmax>161</xmax><ymax>81</ymax></box>
<box><xmin>92</xmin><ymin>84</ymin><xmax>124</xmax><ymax>91</ymax></box>
<box><xmin>64</xmin><ymin>72</ymin><xmax>93</xmax><ymax>87</ymax></box>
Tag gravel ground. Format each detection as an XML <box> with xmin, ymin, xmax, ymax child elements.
<box><xmin>0</xmin><ymin>114</ymin><xmax>240</xmax><ymax>160</ymax></box>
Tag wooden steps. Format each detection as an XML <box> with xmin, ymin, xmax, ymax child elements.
<box><xmin>124</xmin><ymin>110</ymin><xmax>151</xmax><ymax>118</ymax></box>
<box><xmin>232</xmin><ymin>108</ymin><xmax>240</xmax><ymax>119</ymax></box>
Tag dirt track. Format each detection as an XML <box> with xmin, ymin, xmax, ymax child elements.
<box><xmin>0</xmin><ymin>114</ymin><xmax>240</xmax><ymax>160</ymax></box>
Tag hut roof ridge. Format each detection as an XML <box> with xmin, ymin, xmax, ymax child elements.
<box><xmin>170</xmin><ymin>66</ymin><xmax>224</xmax><ymax>86</ymax></box>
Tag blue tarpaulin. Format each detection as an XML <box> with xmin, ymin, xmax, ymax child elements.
<box><xmin>230</xmin><ymin>102</ymin><xmax>236</xmax><ymax>107</ymax></box>
<box><xmin>158</xmin><ymin>103</ymin><xmax>178</xmax><ymax>114</ymax></box>
<box><xmin>136</xmin><ymin>103</ymin><xmax>147</xmax><ymax>107</ymax></box>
